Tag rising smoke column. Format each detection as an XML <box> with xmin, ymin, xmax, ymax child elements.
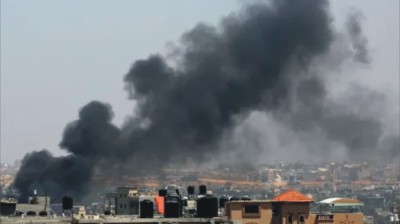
<box><xmin>14</xmin><ymin>0</ymin><xmax>391</xmax><ymax>201</ymax></box>
<box><xmin>123</xmin><ymin>0</ymin><xmax>333</xmax><ymax>164</ymax></box>
<box><xmin>123</xmin><ymin>0</ymin><xmax>394</xmax><ymax>164</ymax></box>
<box><xmin>13</xmin><ymin>101</ymin><xmax>120</xmax><ymax>201</ymax></box>
<box><xmin>59</xmin><ymin>101</ymin><xmax>120</xmax><ymax>158</ymax></box>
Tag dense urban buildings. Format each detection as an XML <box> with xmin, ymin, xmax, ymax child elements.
<box><xmin>1</xmin><ymin>161</ymin><xmax>399</xmax><ymax>223</ymax></box>
<box><xmin>0</xmin><ymin>187</ymin><xmax>366</xmax><ymax>224</ymax></box>
<box><xmin>1</xmin><ymin>0</ymin><xmax>398</xmax><ymax>223</ymax></box>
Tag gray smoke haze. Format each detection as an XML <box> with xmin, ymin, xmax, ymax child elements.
<box><xmin>13</xmin><ymin>0</ymin><xmax>398</xmax><ymax>201</ymax></box>
<box><xmin>346</xmin><ymin>9</ymin><xmax>370</xmax><ymax>64</ymax></box>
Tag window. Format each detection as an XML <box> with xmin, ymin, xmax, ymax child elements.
<box><xmin>287</xmin><ymin>214</ymin><xmax>293</xmax><ymax>224</ymax></box>
<box><xmin>244</xmin><ymin>205</ymin><xmax>259</xmax><ymax>214</ymax></box>
<box><xmin>298</xmin><ymin>214</ymin><xmax>305</xmax><ymax>224</ymax></box>
<box><xmin>124</xmin><ymin>194</ymin><xmax>127</xmax><ymax>198</ymax></box>
<box><xmin>119</xmin><ymin>204</ymin><xmax>122</xmax><ymax>208</ymax></box>
<box><xmin>243</xmin><ymin>205</ymin><xmax>260</xmax><ymax>217</ymax></box>
<box><xmin>120</xmin><ymin>194</ymin><xmax>122</xmax><ymax>198</ymax></box>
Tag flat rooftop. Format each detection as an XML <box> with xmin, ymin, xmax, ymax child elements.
<box><xmin>0</xmin><ymin>217</ymin><xmax>230</xmax><ymax>224</ymax></box>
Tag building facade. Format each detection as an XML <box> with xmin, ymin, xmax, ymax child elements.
<box><xmin>226</xmin><ymin>190</ymin><xmax>364</xmax><ymax>224</ymax></box>
<box><xmin>115</xmin><ymin>186</ymin><xmax>140</xmax><ymax>215</ymax></box>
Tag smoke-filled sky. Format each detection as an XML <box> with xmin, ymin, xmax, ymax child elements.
<box><xmin>1</xmin><ymin>0</ymin><xmax>399</xmax><ymax>164</ymax></box>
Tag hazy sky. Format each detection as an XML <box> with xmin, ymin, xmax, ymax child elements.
<box><xmin>1</xmin><ymin>0</ymin><xmax>399</xmax><ymax>163</ymax></box>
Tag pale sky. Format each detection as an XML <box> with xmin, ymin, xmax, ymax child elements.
<box><xmin>1</xmin><ymin>0</ymin><xmax>399</xmax><ymax>163</ymax></box>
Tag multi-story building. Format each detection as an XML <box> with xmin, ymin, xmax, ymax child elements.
<box><xmin>343</xmin><ymin>163</ymin><xmax>368</xmax><ymax>181</ymax></box>
<box><xmin>115</xmin><ymin>186</ymin><xmax>140</xmax><ymax>215</ymax></box>
<box><xmin>260</xmin><ymin>168</ymin><xmax>280</xmax><ymax>183</ymax></box>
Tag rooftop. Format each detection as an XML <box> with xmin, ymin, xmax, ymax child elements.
<box><xmin>319</xmin><ymin>198</ymin><xmax>364</xmax><ymax>206</ymax></box>
<box><xmin>272</xmin><ymin>190</ymin><xmax>313</xmax><ymax>203</ymax></box>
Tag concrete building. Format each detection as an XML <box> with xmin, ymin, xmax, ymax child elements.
<box><xmin>343</xmin><ymin>163</ymin><xmax>368</xmax><ymax>181</ymax></box>
<box><xmin>328</xmin><ymin>163</ymin><xmax>369</xmax><ymax>182</ymax></box>
<box><xmin>15</xmin><ymin>196</ymin><xmax>51</xmax><ymax>217</ymax></box>
<box><xmin>226</xmin><ymin>190</ymin><xmax>364</xmax><ymax>224</ymax></box>
<box><xmin>115</xmin><ymin>186</ymin><xmax>140</xmax><ymax>215</ymax></box>
<box><xmin>260</xmin><ymin>168</ymin><xmax>280</xmax><ymax>183</ymax></box>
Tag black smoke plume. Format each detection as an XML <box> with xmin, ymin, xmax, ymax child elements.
<box><xmin>122</xmin><ymin>0</ymin><xmax>332</xmax><ymax>163</ymax></box>
<box><xmin>13</xmin><ymin>0</ymin><xmax>396</xmax><ymax>201</ymax></box>
<box><xmin>59</xmin><ymin>101</ymin><xmax>120</xmax><ymax>158</ymax></box>
<box><xmin>14</xmin><ymin>101</ymin><xmax>120</xmax><ymax>201</ymax></box>
<box><xmin>13</xmin><ymin>151</ymin><xmax>92</xmax><ymax>202</ymax></box>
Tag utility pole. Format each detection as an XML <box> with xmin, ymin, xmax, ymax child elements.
<box><xmin>44</xmin><ymin>191</ymin><xmax>48</xmax><ymax>212</ymax></box>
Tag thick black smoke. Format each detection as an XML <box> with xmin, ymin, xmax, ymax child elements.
<box><xmin>13</xmin><ymin>0</ymin><xmax>395</xmax><ymax>201</ymax></box>
<box><xmin>59</xmin><ymin>101</ymin><xmax>120</xmax><ymax>158</ymax></box>
<box><xmin>13</xmin><ymin>151</ymin><xmax>92</xmax><ymax>202</ymax></box>
<box><xmin>14</xmin><ymin>101</ymin><xmax>120</xmax><ymax>202</ymax></box>
<box><xmin>123</xmin><ymin>0</ymin><xmax>332</xmax><ymax>163</ymax></box>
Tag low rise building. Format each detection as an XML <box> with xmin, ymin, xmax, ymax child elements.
<box><xmin>226</xmin><ymin>190</ymin><xmax>364</xmax><ymax>224</ymax></box>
